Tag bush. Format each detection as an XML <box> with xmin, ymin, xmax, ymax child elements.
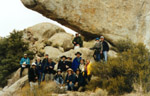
<box><xmin>0</xmin><ymin>30</ymin><xmax>35</xmax><ymax>87</ymax></box>
<box><xmin>88</xmin><ymin>40</ymin><xmax>150</xmax><ymax>95</ymax></box>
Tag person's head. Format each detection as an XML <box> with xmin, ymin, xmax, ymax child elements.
<box><xmin>75</xmin><ymin>52</ymin><xmax>82</xmax><ymax>58</ymax></box>
<box><xmin>24</xmin><ymin>54</ymin><xmax>27</xmax><ymax>58</ymax></box>
<box><xmin>37</xmin><ymin>57</ymin><xmax>41</xmax><ymax>62</ymax></box>
<box><xmin>67</xmin><ymin>57</ymin><xmax>72</xmax><ymax>61</ymax></box>
<box><xmin>80</xmin><ymin>59</ymin><xmax>85</xmax><ymax>64</ymax></box>
<box><xmin>86</xmin><ymin>59</ymin><xmax>90</xmax><ymax>64</ymax></box>
<box><xmin>67</xmin><ymin>68</ymin><xmax>73</xmax><ymax>75</ymax></box>
<box><xmin>76</xmin><ymin>33</ymin><xmax>79</xmax><ymax>37</ymax></box>
<box><xmin>32</xmin><ymin>63</ymin><xmax>36</xmax><ymax>69</ymax></box>
<box><xmin>95</xmin><ymin>38</ymin><xmax>100</xmax><ymax>42</ymax></box>
<box><xmin>100</xmin><ymin>36</ymin><xmax>104</xmax><ymax>41</ymax></box>
<box><xmin>57</xmin><ymin>69</ymin><xmax>61</xmax><ymax>75</ymax></box>
<box><xmin>61</xmin><ymin>56</ymin><xmax>67</xmax><ymax>61</ymax></box>
<box><xmin>48</xmin><ymin>58</ymin><xmax>52</xmax><ymax>63</ymax></box>
<box><xmin>76</xmin><ymin>69</ymin><xmax>80</xmax><ymax>75</ymax></box>
<box><xmin>45</xmin><ymin>54</ymin><xmax>49</xmax><ymax>59</ymax></box>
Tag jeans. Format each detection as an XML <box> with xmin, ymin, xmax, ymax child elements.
<box><xmin>96</xmin><ymin>53</ymin><xmax>101</xmax><ymax>61</ymax></box>
<box><xmin>42</xmin><ymin>73</ymin><xmax>45</xmax><ymax>81</ymax></box>
<box><xmin>67</xmin><ymin>83</ymin><xmax>74</xmax><ymax>91</ymax></box>
<box><xmin>103</xmin><ymin>51</ymin><xmax>108</xmax><ymax>62</ymax></box>
<box><xmin>38</xmin><ymin>73</ymin><xmax>42</xmax><ymax>85</ymax></box>
<box><xmin>20</xmin><ymin>65</ymin><xmax>30</xmax><ymax>78</ymax></box>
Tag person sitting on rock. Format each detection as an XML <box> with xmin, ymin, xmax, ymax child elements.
<box><xmin>41</xmin><ymin>54</ymin><xmax>49</xmax><ymax>81</ymax></box>
<box><xmin>65</xmin><ymin>68</ymin><xmax>76</xmax><ymax>91</ymax></box>
<box><xmin>20</xmin><ymin>54</ymin><xmax>30</xmax><ymax>78</ymax></box>
<box><xmin>79</xmin><ymin>59</ymin><xmax>85</xmax><ymax>73</ymax></box>
<box><xmin>72</xmin><ymin>52</ymin><xmax>82</xmax><ymax>72</ymax></box>
<box><xmin>74</xmin><ymin>68</ymin><xmax>85</xmax><ymax>91</ymax></box>
<box><xmin>35</xmin><ymin>57</ymin><xmax>42</xmax><ymax>85</ymax></box>
<box><xmin>72</xmin><ymin>33</ymin><xmax>83</xmax><ymax>48</ymax></box>
<box><xmin>90</xmin><ymin>38</ymin><xmax>103</xmax><ymax>62</ymax></box>
<box><xmin>58</xmin><ymin>56</ymin><xmax>68</xmax><ymax>79</ymax></box>
<box><xmin>28</xmin><ymin>63</ymin><xmax>38</xmax><ymax>91</ymax></box>
<box><xmin>54</xmin><ymin>69</ymin><xmax>64</xmax><ymax>85</ymax></box>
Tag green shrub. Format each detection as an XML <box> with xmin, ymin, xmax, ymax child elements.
<box><xmin>88</xmin><ymin>41</ymin><xmax>150</xmax><ymax>95</ymax></box>
<box><xmin>0</xmin><ymin>30</ymin><xmax>35</xmax><ymax>87</ymax></box>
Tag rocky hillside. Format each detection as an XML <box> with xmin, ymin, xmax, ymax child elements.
<box><xmin>21</xmin><ymin>0</ymin><xmax>150</xmax><ymax>50</ymax></box>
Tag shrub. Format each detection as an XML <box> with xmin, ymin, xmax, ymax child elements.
<box><xmin>88</xmin><ymin>41</ymin><xmax>150</xmax><ymax>95</ymax></box>
<box><xmin>0</xmin><ymin>30</ymin><xmax>35</xmax><ymax>87</ymax></box>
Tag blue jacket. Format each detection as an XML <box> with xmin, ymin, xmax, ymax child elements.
<box><xmin>72</xmin><ymin>57</ymin><xmax>82</xmax><ymax>72</ymax></box>
<box><xmin>20</xmin><ymin>57</ymin><xmax>30</xmax><ymax>65</ymax></box>
<box><xmin>65</xmin><ymin>74</ymin><xmax>76</xmax><ymax>84</ymax></box>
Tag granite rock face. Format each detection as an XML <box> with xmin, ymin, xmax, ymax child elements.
<box><xmin>21</xmin><ymin>0</ymin><xmax>150</xmax><ymax>49</ymax></box>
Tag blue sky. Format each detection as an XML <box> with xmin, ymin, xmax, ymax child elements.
<box><xmin>0</xmin><ymin>0</ymin><xmax>75</xmax><ymax>37</ymax></box>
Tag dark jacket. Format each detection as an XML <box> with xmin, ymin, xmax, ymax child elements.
<box><xmin>72</xmin><ymin>36</ymin><xmax>83</xmax><ymax>47</ymax></box>
<box><xmin>65</xmin><ymin>74</ymin><xmax>76</xmax><ymax>84</ymax></box>
<box><xmin>42</xmin><ymin>58</ymin><xmax>49</xmax><ymax>73</ymax></box>
<box><xmin>35</xmin><ymin>60</ymin><xmax>42</xmax><ymax>74</ymax></box>
<box><xmin>102</xmin><ymin>41</ymin><xmax>109</xmax><ymax>51</ymax></box>
<box><xmin>66</xmin><ymin>61</ymin><xmax>72</xmax><ymax>69</ymax></box>
<box><xmin>48</xmin><ymin>61</ymin><xmax>56</xmax><ymax>74</ymax></box>
<box><xmin>29</xmin><ymin>68</ymin><xmax>38</xmax><ymax>82</ymax></box>
<box><xmin>58</xmin><ymin>60</ymin><xmax>67</xmax><ymax>72</ymax></box>
<box><xmin>75</xmin><ymin>73</ymin><xmax>85</xmax><ymax>86</ymax></box>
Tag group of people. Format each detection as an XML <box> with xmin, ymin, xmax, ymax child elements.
<box><xmin>19</xmin><ymin>34</ymin><xmax>109</xmax><ymax>91</ymax></box>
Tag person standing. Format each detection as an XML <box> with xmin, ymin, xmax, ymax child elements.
<box><xmin>35</xmin><ymin>57</ymin><xmax>42</xmax><ymax>85</ymax></box>
<box><xmin>84</xmin><ymin>60</ymin><xmax>92</xmax><ymax>82</ymax></box>
<box><xmin>28</xmin><ymin>63</ymin><xmax>38</xmax><ymax>91</ymax></box>
<box><xmin>100</xmin><ymin>36</ymin><xmax>109</xmax><ymax>62</ymax></box>
<box><xmin>20</xmin><ymin>54</ymin><xmax>30</xmax><ymax>78</ymax></box>
<box><xmin>72</xmin><ymin>33</ymin><xmax>83</xmax><ymax>48</ymax></box>
<box><xmin>72</xmin><ymin>52</ymin><xmax>82</xmax><ymax>72</ymax></box>
<box><xmin>48</xmin><ymin>58</ymin><xmax>56</xmax><ymax>81</ymax></box>
<box><xmin>79</xmin><ymin>59</ymin><xmax>85</xmax><ymax>73</ymax></box>
<box><xmin>58</xmin><ymin>56</ymin><xmax>68</xmax><ymax>79</ymax></box>
<box><xmin>90</xmin><ymin>38</ymin><xmax>103</xmax><ymax>62</ymax></box>
<box><xmin>41</xmin><ymin>54</ymin><xmax>49</xmax><ymax>81</ymax></box>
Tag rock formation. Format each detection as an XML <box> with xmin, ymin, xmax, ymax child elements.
<box><xmin>21</xmin><ymin>0</ymin><xmax>150</xmax><ymax>49</ymax></box>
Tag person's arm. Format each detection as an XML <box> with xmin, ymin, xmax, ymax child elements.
<box><xmin>27</xmin><ymin>58</ymin><xmax>30</xmax><ymax>65</ymax></box>
<box><xmin>100</xmin><ymin>42</ymin><xmax>103</xmax><ymax>53</ymax></box>
<box><xmin>20</xmin><ymin>58</ymin><xmax>23</xmax><ymax>65</ymax></box>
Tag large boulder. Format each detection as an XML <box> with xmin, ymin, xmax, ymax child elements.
<box><xmin>44</xmin><ymin>46</ymin><xmax>63</xmax><ymax>60</ymax></box>
<box><xmin>0</xmin><ymin>75</ymin><xmax>28</xmax><ymax>96</ymax></box>
<box><xmin>21</xmin><ymin>0</ymin><xmax>150</xmax><ymax>49</ymax></box>
<box><xmin>48</xmin><ymin>32</ymin><xmax>74</xmax><ymax>51</ymax></box>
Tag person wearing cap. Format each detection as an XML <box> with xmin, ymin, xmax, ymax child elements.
<box><xmin>28</xmin><ymin>63</ymin><xmax>38</xmax><ymax>91</ymax></box>
<box><xmin>20</xmin><ymin>54</ymin><xmax>30</xmax><ymax>78</ymax></box>
<box><xmin>41</xmin><ymin>54</ymin><xmax>49</xmax><ymax>81</ymax></box>
<box><xmin>54</xmin><ymin>69</ymin><xmax>64</xmax><ymax>85</ymax></box>
<box><xmin>35</xmin><ymin>57</ymin><xmax>42</xmax><ymax>85</ymax></box>
<box><xmin>72</xmin><ymin>52</ymin><xmax>82</xmax><ymax>72</ymax></box>
<box><xmin>100</xmin><ymin>36</ymin><xmax>109</xmax><ymax>62</ymax></box>
<box><xmin>90</xmin><ymin>38</ymin><xmax>103</xmax><ymax>62</ymax></box>
<box><xmin>74</xmin><ymin>68</ymin><xmax>85</xmax><ymax>91</ymax></box>
<box><xmin>65</xmin><ymin>68</ymin><xmax>76</xmax><ymax>91</ymax></box>
<box><xmin>72</xmin><ymin>33</ymin><xmax>83</xmax><ymax>48</ymax></box>
<box><xmin>58</xmin><ymin>56</ymin><xmax>68</xmax><ymax>79</ymax></box>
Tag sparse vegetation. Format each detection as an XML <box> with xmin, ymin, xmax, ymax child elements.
<box><xmin>87</xmin><ymin>40</ymin><xmax>150</xmax><ymax>95</ymax></box>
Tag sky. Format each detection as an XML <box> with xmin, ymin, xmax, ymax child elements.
<box><xmin>0</xmin><ymin>0</ymin><xmax>76</xmax><ymax>37</ymax></box>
